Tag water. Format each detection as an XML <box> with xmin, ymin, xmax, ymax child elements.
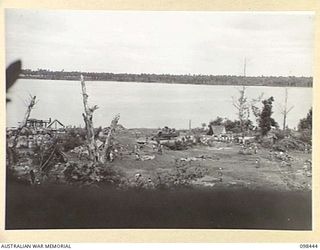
<box><xmin>6</xmin><ymin>79</ymin><xmax>312</xmax><ymax>129</ymax></box>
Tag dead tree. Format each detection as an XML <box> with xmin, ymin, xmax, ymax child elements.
<box><xmin>80</xmin><ymin>75</ymin><xmax>121</xmax><ymax>165</ymax></box>
<box><xmin>80</xmin><ymin>75</ymin><xmax>99</xmax><ymax>162</ymax></box>
<box><xmin>280</xmin><ymin>88</ymin><xmax>294</xmax><ymax>130</ymax></box>
<box><xmin>11</xmin><ymin>95</ymin><xmax>37</xmax><ymax>149</ymax></box>
<box><xmin>8</xmin><ymin>95</ymin><xmax>36</xmax><ymax>166</ymax></box>
<box><xmin>100</xmin><ymin>114</ymin><xmax>120</xmax><ymax>163</ymax></box>
<box><xmin>232</xmin><ymin>86</ymin><xmax>250</xmax><ymax>132</ymax></box>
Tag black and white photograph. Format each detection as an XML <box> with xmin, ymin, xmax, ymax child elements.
<box><xmin>5</xmin><ymin>10</ymin><xmax>314</xmax><ymax>230</ymax></box>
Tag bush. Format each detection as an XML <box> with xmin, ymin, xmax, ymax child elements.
<box><xmin>274</xmin><ymin>138</ymin><xmax>306</xmax><ymax>151</ymax></box>
<box><xmin>273</xmin><ymin>129</ymin><xmax>287</xmax><ymax>140</ymax></box>
<box><xmin>59</xmin><ymin>128</ymin><xmax>86</xmax><ymax>152</ymax></box>
<box><xmin>154</xmin><ymin>161</ymin><xmax>208</xmax><ymax>189</ymax></box>
<box><xmin>260</xmin><ymin>137</ymin><xmax>273</xmax><ymax>148</ymax></box>
<box><xmin>63</xmin><ymin>162</ymin><xmax>125</xmax><ymax>187</ymax></box>
<box><xmin>61</xmin><ymin>136</ymin><xmax>84</xmax><ymax>152</ymax></box>
<box><xmin>163</xmin><ymin>140</ymin><xmax>188</xmax><ymax>150</ymax></box>
<box><xmin>297</xmin><ymin>130</ymin><xmax>312</xmax><ymax>145</ymax></box>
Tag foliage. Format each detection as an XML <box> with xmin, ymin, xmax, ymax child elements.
<box><xmin>164</xmin><ymin>140</ymin><xmax>189</xmax><ymax>150</ymax></box>
<box><xmin>250</xmin><ymin>92</ymin><xmax>264</xmax><ymax>125</ymax></box>
<box><xmin>231</xmin><ymin>87</ymin><xmax>263</xmax><ymax>133</ymax></box>
<box><xmin>63</xmin><ymin>159</ymin><xmax>208</xmax><ymax>190</ymax></box>
<box><xmin>272</xmin><ymin>129</ymin><xmax>289</xmax><ymax>141</ymax></box>
<box><xmin>201</xmin><ymin>123</ymin><xmax>207</xmax><ymax>130</ymax></box>
<box><xmin>232</xmin><ymin>86</ymin><xmax>250</xmax><ymax>132</ymax></box>
<box><xmin>63</xmin><ymin>162</ymin><xmax>125</xmax><ymax>187</ymax></box>
<box><xmin>154</xmin><ymin>161</ymin><xmax>208</xmax><ymax>189</ymax></box>
<box><xmin>225</xmin><ymin>119</ymin><xmax>253</xmax><ymax>133</ymax></box>
<box><xmin>273</xmin><ymin>138</ymin><xmax>306</xmax><ymax>151</ymax></box>
<box><xmin>298</xmin><ymin>108</ymin><xmax>312</xmax><ymax>131</ymax></box>
<box><xmin>32</xmin><ymin>140</ymin><xmax>66</xmax><ymax>175</ymax></box>
<box><xmin>60</xmin><ymin>128</ymin><xmax>86</xmax><ymax>152</ymax></box>
<box><xmin>209</xmin><ymin>117</ymin><xmax>224</xmax><ymax>126</ymax></box>
<box><xmin>259</xmin><ymin>137</ymin><xmax>274</xmax><ymax>148</ymax></box>
<box><xmin>208</xmin><ymin>117</ymin><xmax>253</xmax><ymax>134</ymax></box>
<box><xmin>20</xmin><ymin>69</ymin><xmax>313</xmax><ymax>87</ymax></box>
<box><xmin>258</xmin><ymin>96</ymin><xmax>278</xmax><ymax>136</ymax></box>
<box><xmin>297</xmin><ymin>130</ymin><xmax>312</xmax><ymax>145</ymax></box>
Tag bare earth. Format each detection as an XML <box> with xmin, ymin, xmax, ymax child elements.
<box><xmin>95</xmin><ymin>128</ymin><xmax>312</xmax><ymax>191</ymax></box>
<box><xmin>6</xmin><ymin>128</ymin><xmax>312</xmax><ymax>230</ymax></box>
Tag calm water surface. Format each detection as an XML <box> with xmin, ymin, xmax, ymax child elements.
<box><xmin>6</xmin><ymin>79</ymin><xmax>312</xmax><ymax>129</ymax></box>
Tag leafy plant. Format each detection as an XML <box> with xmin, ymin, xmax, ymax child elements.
<box><xmin>259</xmin><ymin>97</ymin><xmax>278</xmax><ymax>136</ymax></box>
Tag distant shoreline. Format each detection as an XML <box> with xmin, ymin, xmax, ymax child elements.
<box><xmin>19</xmin><ymin>69</ymin><xmax>313</xmax><ymax>88</ymax></box>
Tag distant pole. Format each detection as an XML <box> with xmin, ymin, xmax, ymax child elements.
<box><xmin>243</xmin><ymin>57</ymin><xmax>247</xmax><ymax>77</ymax></box>
<box><xmin>189</xmin><ymin>119</ymin><xmax>191</xmax><ymax>131</ymax></box>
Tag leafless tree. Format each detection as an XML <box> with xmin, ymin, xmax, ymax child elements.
<box><xmin>232</xmin><ymin>86</ymin><xmax>250</xmax><ymax>132</ymax></box>
<box><xmin>80</xmin><ymin>75</ymin><xmax>100</xmax><ymax>162</ymax></box>
<box><xmin>80</xmin><ymin>75</ymin><xmax>120</xmax><ymax>164</ymax></box>
<box><xmin>11</xmin><ymin>95</ymin><xmax>37</xmax><ymax>149</ymax></box>
<box><xmin>7</xmin><ymin>95</ymin><xmax>37</xmax><ymax>167</ymax></box>
<box><xmin>280</xmin><ymin>88</ymin><xmax>294</xmax><ymax>130</ymax></box>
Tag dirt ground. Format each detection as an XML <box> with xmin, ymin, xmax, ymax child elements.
<box><xmin>95</xmin><ymin>128</ymin><xmax>312</xmax><ymax>191</ymax></box>
<box><xmin>6</xmin><ymin>128</ymin><xmax>312</xmax><ymax>230</ymax></box>
<box><xmin>10</xmin><ymin>127</ymin><xmax>312</xmax><ymax>191</ymax></box>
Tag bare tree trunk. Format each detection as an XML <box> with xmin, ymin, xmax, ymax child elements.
<box><xmin>80</xmin><ymin>75</ymin><xmax>99</xmax><ymax>162</ymax></box>
<box><xmin>281</xmin><ymin>88</ymin><xmax>294</xmax><ymax>130</ymax></box>
<box><xmin>8</xmin><ymin>95</ymin><xmax>36</xmax><ymax>167</ymax></box>
<box><xmin>11</xmin><ymin>96</ymin><xmax>37</xmax><ymax>149</ymax></box>
<box><xmin>100</xmin><ymin>114</ymin><xmax>120</xmax><ymax>164</ymax></box>
<box><xmin>283</xmin><ymin>112</ymin><xmax>287</xmax><ymax>131</ymax></box>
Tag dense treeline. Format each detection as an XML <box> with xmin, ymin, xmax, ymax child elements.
<box><xmin>20</xmin><ymin>69</ymin><xmax>313</xmax><ymax>87</ymax></box>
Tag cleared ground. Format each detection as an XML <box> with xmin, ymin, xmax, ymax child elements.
<box><xmin>6</xmin><ymin>128</ymin><xmax>312</xmax><ymax>230</ymax></box>
<box><xmin>108</xmin><ymin>128</ymin><xmax>312</xmax><ymax>191</ymax></box>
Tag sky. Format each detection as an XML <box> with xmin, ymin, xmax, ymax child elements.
<box><xmin>5</xmin><ymin>10</ymin><xmax>315</xmax><ymax>77</ymax></box>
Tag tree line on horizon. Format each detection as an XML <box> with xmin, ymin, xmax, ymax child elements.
<box><xmin>20</xmin><ymin>69</ymin><xmax>313</xmax><ymax>87</ymax></box>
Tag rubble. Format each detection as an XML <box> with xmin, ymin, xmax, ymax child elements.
<box><xmin>140</xmin><ymin>155</ymin><xmax>155</xmax><ymax>161</ymax></box>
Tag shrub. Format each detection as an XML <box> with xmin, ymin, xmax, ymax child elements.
<box><xmin>260</xmin><ymin>137</ymin><xmax>273</xmax><ymax>148</ymax></box>
<box><xmin>273</xmin><ymin>129</ymin><xmax>287</xmax><ymax>140</ymax></box>
<box><xmin>273</xmin><ymin>138</ymin><xmax>306</xmax><ymax>151</ymax></box>
<box><xmin>59</xmin><ymin>128</ymin><xmax>86</xmax><ymax>152</ymax></box>
<box><xmin>63</xmin><ymin>162</ymin><xmax>125</xmax><ymax>187</ymax></box>
<box><xmin>154</xmin><ymin>161</ymin><xmax>208</xmax><ymax>189</ymax></box>
<box><xmin>297</xmin><ymin>130</ymin><xmax>312</xmax><ymax>145</ymax></box>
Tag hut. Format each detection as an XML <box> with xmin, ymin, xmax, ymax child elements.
<box><xmin>47</xmin><ymin>119</ymin><xmax>65</xmax><ymax>130</ymax></box>
<box><xmin>207</xmin><ymin>125</ymin><xmax>226</xmax><ymax>136</ymax></box>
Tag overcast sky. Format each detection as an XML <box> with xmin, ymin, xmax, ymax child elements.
<box><xmin>5</xmin><ymin>10</ymin><xmax>315</xmax><ymax>76</ymax></box>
